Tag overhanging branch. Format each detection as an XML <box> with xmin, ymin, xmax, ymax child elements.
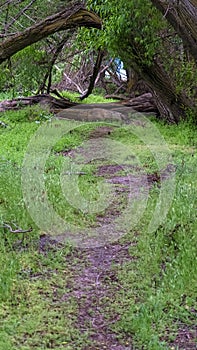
<box><xmin>0</xmin><ymin>4</ymin><xmax>101</xmax><ymax>64</ymax></box>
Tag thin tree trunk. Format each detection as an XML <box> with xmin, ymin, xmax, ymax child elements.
<box><xmin>80</xmin><ymin>49</ymin><xmax>105</xmax><ymax>100</ymax></box>
<box><xmin>0</xmin><ymin>5</ymin><xmax>101</xmax><ymax>64</ymax></box>
<box><xmin>37</xmin><ymin>35</ymin><xmax>70</xmax><ymax>94</ymax></box>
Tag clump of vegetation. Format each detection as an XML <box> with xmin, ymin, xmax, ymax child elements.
<box><xmin>61</xmin><ymin>90</ymin><xmax>116</xmax><ymax>104</ymax></box>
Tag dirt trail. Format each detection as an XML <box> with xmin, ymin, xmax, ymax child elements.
<box><xmin>39</xmin><ymin>234</ymin><xmax>134</xmax><ymax>349</ymax></box>
<box><xmin>58</xmin><ymin>125</ymin><xmax>151</xmax><ymax>248</ymax></box>
<box><xmin>55</xmin><ymin>125</ymin><xmax>147</xmax><ymax>348</ymax></box>
<box><xmin>43</xmin><ymin>123</ymin><xmax>195</xmax><ymax>349</ymax></box>
<box><xmin>64</xmin><ymin>244</ymin><xmax>133</xmax><ymax>350</ymax></box>
<box><xmin>49</xmin><ymin>125</ymin><xmax>136</xmax><ymax>348</ymax></box>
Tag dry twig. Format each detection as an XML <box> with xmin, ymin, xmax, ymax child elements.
<box><xmin>2</xmin><ymin>223</ymin><xmax>32</xmax><ymax>234</ymax></box>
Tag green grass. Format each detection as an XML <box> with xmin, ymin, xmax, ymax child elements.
<box><xmin>60</xmin><ymin>90</ymin><xmax>116</xmax><ymax>104</ymax></box>
<box><xmin>0</xmin><ymin>103</ymin><xmax>197</xmax><ymax>349</ymax></box>
<box><xmin>0</xmin><ymin>243</ymin><xmax>87</xmax><ymax>350</ymax></box>
<box><xmin>110</xmin><ymin>122</ymin><xmax>197</xmax><ymax>349</ymax></box>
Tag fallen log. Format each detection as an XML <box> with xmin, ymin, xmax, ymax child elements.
<box><xmin>104</xmin><ymin>93</ymin><xmax>158</xmax><ymax>113</ymax></box>
<box><xmin>0</xmin><ymin>94</ymin><xmax>78</xmax><ymax>112</ymax></box>
<box><xmin>0</xmin><ymin>92</ymin><xmax>159</xmax><ymax>116</ymax></box>
<box><xmin>105</xmin><ymin>94</ymin><xmax>128</xmax><ymax>101</ymax></box>
<box><xmin>122</xmin><ymin>93</ymin><xmax>158</xmax><ymax>113</ymax></box>
<box><xmin>56</xmin><ymin>96</ymin><xmax>158</xmax><ymax>123</ymax></box>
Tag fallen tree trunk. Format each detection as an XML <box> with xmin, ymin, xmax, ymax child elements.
<box><xmin>122</xmin><ymin>93</ymin><xmax>158</xmax><ymax>113</ymax></box>
<box><xmin>105</xmin><ymin>93</ymin><xmax>158</xmax><ymax>113</ymax></box>
<box><xmin>0</xmin><ymin>4</ymin><xmax>101</xmax><ymax>64</ymax></box>
<box><xmin>0</xmin><ymin>92</ymin><xmax>159</xmax><ymax>115</ymax></box>
<box><xmin>0</xmin><ymin>94</ymin><xmax>78</xmax><ymax>112</ymax></box>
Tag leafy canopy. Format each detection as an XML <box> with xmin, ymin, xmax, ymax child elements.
<box><xmin>82</xmin><ymin>0</ymin><xmax>164</xmax><ymax>65</ymax></box>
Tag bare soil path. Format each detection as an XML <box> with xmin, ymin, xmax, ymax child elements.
<box><xmin>64</xmin><ymin>243</ymin><xmax>133</xmax><ymax>350</ymax></box>
<box><xmin>40</xmin><ymin>122</ymin><xmax>196</xmax><ymax>349</ymax></box>
<box><xmin>51</xmin><ymin>124</ymin><xmax>149</xmax><ymax>349</ymax></box>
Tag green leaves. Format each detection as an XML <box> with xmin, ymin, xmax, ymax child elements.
<box><xmin>85</xmin><ymin>0</ymin><xmax>164</xmax><ymax>65</ymax></box>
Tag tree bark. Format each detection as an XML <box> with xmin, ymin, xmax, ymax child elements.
<box><xmin>123</xmin><ymin>93</ymin><xmax>158</xmax><ymax>113</ymax></box>
<box><xmin>124</xmin><ymin>52</ymin><xmax>193</xmax><ymax>122</ymax></box>
<box><xmin>139</xmin><ymin>60</ymin><xmax>192</xmax><ymax>123</ymax></box>
<box><xmin>121</xmin><ymin>0</ymin><xmax>197</xmax><ymax>122</ymax></box>
<box><xmin>120</xmin><ymin>27</ymin><xmax>193</xmax><ymax>123</ymax></box>
<box><xmin>151</xmin><ymin>0</ymin><xmax>197</xmax><ymax>61</ymax></box>
<box><xmin>0</xmin><ymin>4</ymin><xmax>101</xmax><ymax>64</ymax></box>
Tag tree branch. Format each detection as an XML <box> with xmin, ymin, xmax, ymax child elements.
<box><xmin>0</xmin><ymin>5</ymin><xmax>101</xmax><ymax>64</ymax></box>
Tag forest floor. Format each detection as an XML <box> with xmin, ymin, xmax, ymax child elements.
<box><xmin>0</xmin><ymin>104</ymin><xmax>196</xmax><ymax>349</ymax></box>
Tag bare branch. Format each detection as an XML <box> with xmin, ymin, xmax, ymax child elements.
<box><xmin>37</xmin><ymin>35</ymin><xmax>69</xmax><ymax>94</ymax></box>
<box><xmin>94</xmin><ymin>57</ymin><xmax>114</xmax><ymax>85</ymax></box>
<box><xmin>4</xmin><ymin>0</ymin><xmax>37</xmax><ymax>32</ymax></box>
<box><xmin>61</xmin><ymin>69</ymin><xmax>85</xmax><ymax>94</ymax></box>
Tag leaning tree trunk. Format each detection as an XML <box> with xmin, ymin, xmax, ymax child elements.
<box><xmin>0</xmin><ymin>4</ymin><xmax>101</xmax><ymax>64</ymax></box>
<box><xmin>151</xmin><ymin>0</ymin><xmax>197</xmax><ymax>62</ymax></box>
<box><xmin>140</xmin><ymin>60</ymin><xmax>192</xmax><ymax>123</ymax></box>
<box><xmin>127</xmin><ymin>0</ymin><xmax>197</xmax><ymax>122</ymax></box>
<box><xmin>129</xmin><ymin>55</ymin><xmax>192</xmax><ymax>123</ymax></box>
